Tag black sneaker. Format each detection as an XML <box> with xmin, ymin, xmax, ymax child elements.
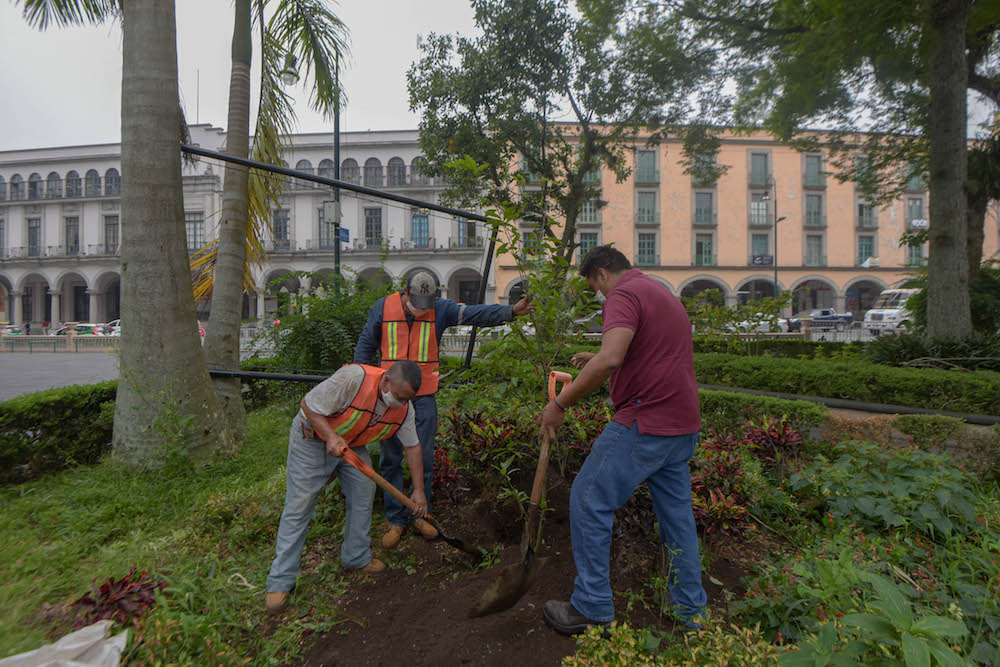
<box><xmin>543</xmin><ymin>600</ymin><xmax>611</xmax><ymax>636</ymax></box>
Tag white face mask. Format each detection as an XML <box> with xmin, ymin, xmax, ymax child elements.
<box><xmin>594</xmin><ymin>290</ymin><xmax>607</xmax><ymax>305</ymax></box>
<box><xmin>381</xmin><ymin>389</ymin><xmax>404</xmax><ymax>408</ymax></box>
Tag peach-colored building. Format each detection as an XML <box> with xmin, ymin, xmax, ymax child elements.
<box><xmin>498</xmin><ymin>130</ymin><xmax>1000</xmax><ymax>317</ymax></box>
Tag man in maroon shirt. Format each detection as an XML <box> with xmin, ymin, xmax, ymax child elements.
<box><xmin>540</xmin><ymin>245</ymin><xmax>707</xmax><ymax>635</ymax></box>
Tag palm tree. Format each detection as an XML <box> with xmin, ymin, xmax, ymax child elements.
<box><xmin>14</xmin><ymin>0</ymin><xmax>236</xmax><ymax>466</ymax></box>
<box><xmin>193</xmin><ymin>0</ymin><xmax>347</xmax><ymax>441</ymax></box>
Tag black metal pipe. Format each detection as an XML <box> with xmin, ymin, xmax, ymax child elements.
<box><xmin>180</xmin><ymin>143</ymin><xmax>488</xmax><ymax>223</ymax></box>
<box><xmin>464</xmin><ymin>224</ymin><xmax>500</xmax><ymax>369</ymax></box>
<box><xmin>209</xmin><ymin>368</ymin><xmax>328</xmax><ymax>383</ymax></box>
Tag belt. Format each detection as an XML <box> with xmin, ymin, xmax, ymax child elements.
<box><xmin>302</xmin><ymin>422</ymin><xmax>322</xmax><ymax>441</ymax></box>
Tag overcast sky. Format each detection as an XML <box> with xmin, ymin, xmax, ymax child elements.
<box><xmin>0</xmin><ymin>0</ymin><xmax>478</xmax><ymax>151</ymax></box>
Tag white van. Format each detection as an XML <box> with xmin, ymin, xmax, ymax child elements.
<box><xmin>864</xmin><ymin>288</ymin><xmax>919</xmax><ymax>335</ymax></box>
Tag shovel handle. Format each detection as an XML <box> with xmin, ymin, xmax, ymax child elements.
<box><xmin>340</xmin><ymin>447</ymin><xmax>426</xmax><ymax>518</ymax></box>
<box><xmin>528</xmin><ymin>372</ymin><xmax>574</xmax><ymax>508</ymax></box>
<box><xmin>548</xmin><ymin>371</ymin><xmax>573</xmax><ymax>402</ymax></box>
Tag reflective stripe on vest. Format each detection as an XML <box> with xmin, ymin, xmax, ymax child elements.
<box><xmin>323</xmin><ymin>364</ymin><xmax>409</xmax><ymax>448</ymax></box>
<box><xmin>379</xmin><ymin>292</ymin><xmax>440</xmax><ymax>395</ymax></box>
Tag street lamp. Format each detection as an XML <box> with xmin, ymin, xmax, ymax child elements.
<box><xmin>281</xmin><ymin>53</ymin><xmax>342</xmax><ymax>279</ymax></box>
<box><xmin>760</xmin><ymin>176</ymin><xmax>787</xmax><ymax>298</ymax></box>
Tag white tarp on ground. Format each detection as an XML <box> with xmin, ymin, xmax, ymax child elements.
<box><xmin>0</xmin><ymin>621</ymin><xmax>127</xmax><ymax>667</ymax></box>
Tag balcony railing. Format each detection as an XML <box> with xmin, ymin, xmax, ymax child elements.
<box><xmin>403</xmin><ymin>237</ymin><xmax>435</xmax><ymax>250</ymax></box>
<box><xmin>1</xmin><ymin>178</ymin><xmax>118</xmax><ymax>200</ymax></box>
<box><xmin>804</xmin><ymin>172</ymin><xmax>826</xmax><ymax>188</ymax></box>
<box><xmin>804</xmin><ymin>254</ymin><xmax>827</xmax><ymax>267</ymax></box>
<box><xmin>88</xmin><ymin>244</ymin><xmax>120</xmax><ymax>256</ymax></box>
<box><xmin>748</xmin><ymin>212</ymin><xmax>772</xmax><ymax>227</ymax></box>
<box><xmin>636</xmin><ymin>252</ymin><xmax>660</xmax><ymax>266</ymax></box>
<box><xmin>578</xmin><ymin>210</ymin><xmax>601</xmax><ymax>225</ymax></box>
<box><xmin>449</xmin><ymin>236</ymin><xmax>484</xmax><ymax>248</ymax></box>
<box><xmin>694</xmin><ymin>253</ymin><xmax>716</xmax><ymax>267</ymax></box>
<box><xmin>332</xmin><ymin>165</ymin><xmax>436</xmax><ymax>188</ymax></box>
<box><xmin>693</xmin><ymin>211</ymin><xmax>716</xmax><ymax>226</ymax></box>
<box><xmin>634</xmin><ymin>210</ymin><xmax>659</xmax><ymax>226</ymax></box>
<box><xmin>804</xmin><ymin>213</ymin><xmax>827</xmax><ymax>228</ymax></box>
<box><xmin>46</xmin><ymin>245</ymin><xmax>80</xmax><ymax>257</ymax></box>
<box><xmin>635</xmin><ymin>168</ymin><xmax>659</xmax><ymax>185</ymax></box>
<box><xmin>265</xmin><ymin>239</ymin><xmax>292</xmax><ymax>252</ymax></box>
<box><xmin>857</xmin><ymin>212</ymin><xmax>877</xmax><ymax>229</ymax></box>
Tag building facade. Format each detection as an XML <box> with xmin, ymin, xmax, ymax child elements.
<box><xmin>501</xmin><ymin>130</ymin><xmax>1000</xmax><ymax>318</ymax></box>
<box><xmin>0</xmin><ymin>125</ymin><xmax>492</xmax><ymax>328</ymax></box>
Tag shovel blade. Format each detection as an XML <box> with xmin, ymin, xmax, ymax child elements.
<box><xmin>468</xmin><ymin>554</ymin><xmax>549</xmax><ymax>618</ymax></box>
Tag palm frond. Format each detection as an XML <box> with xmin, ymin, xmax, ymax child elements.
<box><xmin>16</xmin><ymin>0</ymin><xmax>118</xmax><ymax>29</ymax></box>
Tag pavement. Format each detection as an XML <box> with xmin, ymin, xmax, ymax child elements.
<box><xmin>0</xmin><ymin>352</ymin><xmax>119</xmax><ymax>401</ymax></box>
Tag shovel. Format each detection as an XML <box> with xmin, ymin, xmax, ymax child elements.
<box><xmin>338</xmin><ymin>446</ymin><xmax>480</xmax><ymax>558</ymax></box>
<box><xmin>470</xmin><ymin>370</ymin><xmax>574</xmax><ymax>618</ymax></box>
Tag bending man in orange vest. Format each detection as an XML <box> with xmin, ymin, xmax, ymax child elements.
<box><xmin>354</xmin><ymin>271</ymin><xmax>533</xmax><ymax>548</ymax></box>
<box><xmin>265</xmin><ymin>360</ymin><xmax>426</xmax><ymax>616</ymax></box>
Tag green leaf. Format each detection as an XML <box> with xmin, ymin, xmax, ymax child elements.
<box><xmin>901</xmin><ymin>632</ymin><xmax>930</xmax><ymax>667</ymax></box>
<box><xmin>818</xmin><ymin>622</ymin><xmax>837</xmax><ymax>653</ymax></box>
<box><xmin>867</xmin><ymin>574</ymin><xmax>914</xmax><ymax>628</ymax></box>
<box><xmin>925</xmin><ymin>639</ymin><xmax>969</xmax><ymax>667</ymax></box>
<box><xmin>855</xmin><ymin>496</ymin><xmax>878</xmax><ymax>516</ymax></box>
<box><xmin>910</xmin><ymin>616</ymin><xmax>967</xmax><ymax>639</ymax></box>
<box><xmin>779</xmin><ymin>652</ymin><xmax>817</xmax><ymax>667</ymax></box>
<box><xmin>643</xmin><ymin>633</ymin><xmax>661</xmax><ymax>652</ymax></box>
<box><xmin>842</xmin><ymin>613</ymin><xmax>897</xmax><ymax>638</ymax></box>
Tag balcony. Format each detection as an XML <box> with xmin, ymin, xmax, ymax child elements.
<box><xmin>804</xmin><ymin>213</ymin><xmax>827</xmax><ymax>229</ymax></box>
<box><xmin>333</xmin><ymin>165</ymin><xmax>437</xmax><ymax>189</ymax></box>
<box><xmin>264</xmin><ymin>239</ymin><xmax>292</xmax><ymax>253</ymax></box>
<box><xmin>46</xmin><ymin>245</ymin><xmax>81</xmax><ymax>257</ymax></box>
<box><xmin>449</xmin><ymin>236</ymin><xmax>484</xmax><ymax>249</ymax></box>
<box><xmin>693</xmin><ymin>211</ymin><xmax>716</xmax><ymax>227</ymax></box>
<box><xmin>2</xmin><ymin>178</ymin><xmax>117</xmax><ymax>202</ymax></box>
<box><xmin>856</xmin><ymin>212</ymin><xmax>877</xmax><ymax>229</ymax></box>
<box><xmin>804</xmin><ymin>172</ymin><xmax>826</xmax><ymax>189</ymax></box>
<box><xmin>578</xmin><ymin>209</ymin><xmax>602</xmax><ymax>226</ymax></box>
<box><xmin>634</xmin><ymin>210</ymin><xmax>660</xmax><ymax>226</ymax></box>
<box><xmin>635</xmin><ymin>169</ymin><xmax>659</xmax><ymax>185</ymax></box>
<box><xmin>87</xmin><ymin>244</ymin><xmax>120</xmax><ymax>257</ymax></box>
<box><xmin>748</xmin><ymin>212</ymin><xmax>772</xmax><ymax>228</ymax></box>
<box><xmin>0</xmin><ymin>245</ymin><xmax>116</xmax><ymax>261</ymax></box>
<box><xmin>693</xmin><ymin>253</ymin><xmax>716</xmax><ymax>267</ymax></box>
<box><xmin>804</xmin><ymin>254</ymin><xmax>827</xmax><ymax>267</ymax></box>
<box><xmin>636</xmin><ymin>252</ymin><xmax>660</xmax><ymax>267</ymax></box>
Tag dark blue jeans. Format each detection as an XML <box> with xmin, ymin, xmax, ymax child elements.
<box><xmin>570</xmin><ymin>420</ymin><xmax>707</xmax><ymax>623</ymax></box>
<box><xmin>380</xmin><ymin>394</ymin><xmax>437</xmax><ymax>526</ymax></box>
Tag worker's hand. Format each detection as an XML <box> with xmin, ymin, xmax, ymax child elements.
<box><xmin>325</xmin><ymin>434</ymin><xmax>348</xmax><ymax>458</ymax></box>
<box><xmin>541</xmin><ymin>400</ymin><xmax>566</xmax><ymax>443</ymax></box>
<box><xmin>410</xmin><ymin>489</ymin><xmax>428</xmax><ymax>519</ymax></box>
<box><xmin>512</xmin><ymin>295</ymin><xmax>535</xmax><ymax>317</ymax></box>
<box><xmin>571</xmin><ymin>351</ymin><xmax>596</xmax><ymax>369</ymax></box>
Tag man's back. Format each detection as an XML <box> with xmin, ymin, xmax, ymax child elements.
<box><xmin>602</xmin><ymin>269</ymin><xmax>701</xmax><ymax>436</ymax></box>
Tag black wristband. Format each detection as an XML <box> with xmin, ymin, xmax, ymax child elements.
<box><xmin>553</xmin><ymin>397</ymin><xmax>567</xmax><ymax>412</ymax></box>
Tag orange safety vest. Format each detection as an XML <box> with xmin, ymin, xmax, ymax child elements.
<box><xmin>379</xmin><ymin>292</ymin><xmax>439</xmax><ymax>396</ymax></box>
<box><xmin>315</xmin><ymin>364</ymin><xmax>410</xmax><ymax>448</ymax></box>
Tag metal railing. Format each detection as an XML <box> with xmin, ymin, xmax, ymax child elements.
<box><xmin>635</xmin><ymin>168</ymin><xmax>659</xmax><ymax>185</ymax></box>
<box><xmin>693</xmin><ymin>211</ymin><xmax>716</xmax><ymax>226</ymax></box>
<box><xmin>634</xmin><ymin>210</ymin><xmax>659</xmax><ymax>226</ymax></box>
<box><xmin>636</xmin><ymin>252</ymin><xmax>660</xmax><ymax>266</ymax></box>
<box><xmin>87</xmin><ymin>244</ymin><xmax>120</xmax><ymax>256</ymax></box>
<box><xmin>804</xmin><ymin>213</ymin><xmax>827</xmax><ymax>228</ymax></box>
<box><xmin>334</xmin><ymin>165</ymin><xmax>435</xmax><ymax>188</ymax></box>
<box><xmin>804</xmin><ymin>254</ymin><xmax>827</xmax><ymax>267</ymax></box>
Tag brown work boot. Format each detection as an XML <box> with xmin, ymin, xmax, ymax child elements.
<box><xmin>264</xmin><ymin>591</ymin><xmax>289</xmax><ymax>616</ymax></box>
<box><xmin>354</xmin><ymin>558</ymin><xmax>386</xmax><ymax>575</ymax></box>
<box><xmin>414</xmin><ymin>519</ymin><xmax>438</xmax><ymax>540</ymax></box>
<box><xmin>381</xmin><ymin>524</ymin><xmax>405</xmax><ymax>549</ymax></box>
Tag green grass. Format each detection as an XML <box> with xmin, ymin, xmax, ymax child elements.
<box><xmin>0</xmin><ymin>399</ymin><xmax>360</xmax><ymax>664</ymax></box>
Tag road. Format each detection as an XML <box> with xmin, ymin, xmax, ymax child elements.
<box><xmin>0</xmin><ymin>353</ymin><xmax>119</xmax><ymax>401</ymax></box>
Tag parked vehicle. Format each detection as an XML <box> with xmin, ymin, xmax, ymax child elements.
<box><xmin>864</xmin><ymin>288</ymin><xmax>919</xmax><ymax>335</ymax></box>
<box><xmin>727</xmin><ymin>313</ymin><xmax>802</xmax><ymax>334</ymax></box>
<box><xmin>804</xmin><ymin>308</ymin><xmax>853</xmax><ymax>331</ymax></box>
<box><xmin>2</xmin><ymin>325</ymin><xmax>25</xmax><ymax>336</ymax></box>
<box><xmin>53</xmin><ymin>323</ymin><xmax>111</xmax><ymax>336</ymax></box>
<box><xmin>106</xmin><ymin>319</ymin><xmax>121</xmax><ymax>336</ymax></box>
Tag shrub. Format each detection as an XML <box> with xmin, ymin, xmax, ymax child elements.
<box><xmin>864</xmin><ymin>331</ymin><xmax>1000</xmax><ymax>372</ymax></box>
<box><xmin>72</xmin><ymin>566</ymin><xmax>166</xmax><ymax>628</ymax></box>
<box><xmin>0</xmin><ymin>381</ymin><xmax>118</xmax><ymax>483</ymax></box>
<box><xmin>694</xmin><ymin>337</ymin><xmax>864</xmax><ymax>361</ymax></box>
<box><xmin>239</xmin><ymin>356</ymin><xmax>308</xmax><ymax>411</ymax></box>
<box><xmin>563</xmin><ymin>623</ymin><xmax>667</xmax><ymax>666</ymax></box>
<box><xmin>893</xmin><ymin>414</ymin><xmax>964</xmax><ymax>449</ymax></box>
<box><xmin>698</xmin><ymin>389</ymin><xmax>828</xmax><ymax>435</ymax></box>
<box><xmin>821</xmin><ymin>413</ymin><xmax>895</xmax><ymax>447</ymax></box>
<box><xmin>694</xmin><ymin>353</ymin><xmax>1000</xmax><ymax>416</ymax></box>
<box><xmin>691</xmin><ymin>431</ymin><xmax>752</xmax><ymax>537</ymax></box>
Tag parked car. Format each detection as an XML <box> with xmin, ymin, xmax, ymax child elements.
<box><xmin>864</xmin><ymin>288</ymin><xmax>919</xmax><ymax>335</ymax></box>
<box><xmin>727</xmin><ymin>313</ymin><xmax>802</xmax><ymax>334</ymax></box>
<box><xmin>53</xmin><ymin>323</ymin><xmax>110</xmax><ymax>336</ymax></box>
<box><xmin>804</xmin><ymin>308</ymin><xmax>854</xmax><ymax>331</ymax></box>
<box><xmin>2</xmin><ymin>325</ymin><xmax>25</xmax><ymax>336</ymax></box>
<box><xmin>106</xmin><ymin>319</ymin><xmax>121</xmax><ymax>336</ymax></box>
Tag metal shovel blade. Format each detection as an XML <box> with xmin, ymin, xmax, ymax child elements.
<box><xmin>468</xmin><ymin>549</ymin><xmax>549</xmax><ymax>618</ymax></box>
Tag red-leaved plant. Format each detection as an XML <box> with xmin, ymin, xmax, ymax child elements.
<box><xmin>72</xmin><ymin>566</ymin><xmax>167</xmax><ymax>628</ymax></box>
<box><xmin>742</xmin><ymin>416</ymin><xmax>804</xmax><ymax>466</ymax></box>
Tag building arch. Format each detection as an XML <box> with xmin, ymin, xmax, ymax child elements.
<box><xmin>65</xmin><ymin>170</ymin><xmax>81</xmax><ymax>197</ymax></box>
<box><xmin>678</xmin><ymin>275</ymin><xmax>731</xmax><ymax>303</ymax></box>
<box><xmin>445</xmin><ymin>266</ymin><xmax>484</xmax><ymax>303</ymax></box>
<box><xmin>505</xmin><ymin>279</ymin><xmax>525</xmax><ymax>305</ymax></box>
<box><xmin>734</xmin><ymin>275</ymin><xmax>783</xmax><ymax>304</ymax></box>
<box><xmin>363</xmin><ymin>157</ymin><xmax>383</xmax><ymax>187</ymax></box>
<box><xmin>104</xmin><ymin>168</ymin><xmax>121</xmax><ymax>196</ymax></box>
<box><xmin>410</xmin><ymin>157</ymin><xmax>430</xmax><ymax>185</ymax></box>
<box><xmin>46</xmin><ymin>171</ymin><xmax>62</xmax><ymax>198</ymax></box>
<box><xmin>9</xmin><ymin>174</ymin><xmax>24</xmax><ymax>201</ymax></box>
<box><xmin>28</xmin><ymin>173</ymin><xmax>43</xmax><ymax>200</ymax></box>
<box><xmin>318</xmin><ymin>159</ymin><xmax>334</xmax><ymax>178</ymax></box>
<box><xmin>357</xmin><ymin>266</ymin><xmax>393</xmax><ymax>291</ymax></box>
<box><xmin>0</xmin><ymin>175</ymin><xmax>6</xmax><ymax>201</ymax></box>
<box><xmin>0</xmin><ymin>273</ymin><xmax>13</xmax><ymax>322</ymax></box>
<box><xmin>790</xmin><ymin>275</ymin><xmax>838</xmax><ymax>314</ymax></box>
<box><xmin>646</xmin><ymin>275</ymin><xmax>675</xmax><ymax>294</ymax></box>
<box><xmin>341</xmin><ymin>158</ymin><xmax>360</xmax><ymax>184</ymax></box>
<box><xmin>85</xmin><ymin>169</ymin><xmax>100</xmax><ymax>196</ymax></box>
<box><xmin>844</xmin><ymin>276</ymin><xmax>888</xmax><ymax>319</ymax></box>
<box><xmin>387</xmin><ymin>157</ymin><xmax>406</xmax><ymax>186</ymax></box>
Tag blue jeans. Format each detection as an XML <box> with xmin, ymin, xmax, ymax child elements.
<box><xmin>569</xmin><ymin>420</ymin><xmax>707</xmax><ymax>623</ymax></box>
<box><xmin>380</xmin><ymin>394</ymin><xmax>437</xmax><ymax>526</ymax></box>
<box><xmin>266</xmin><ymin>414</ymin><xmax>376</xmax><ymax>592</ymax></box>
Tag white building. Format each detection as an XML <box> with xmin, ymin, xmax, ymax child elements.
<box><xmin>0</xmin><ymin>124</ymin><xmax>493</xmax><ymax>328</ymax></box>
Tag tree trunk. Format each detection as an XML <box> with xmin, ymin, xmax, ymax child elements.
<box><xmin>114</xmin><ymin>0</ymin><xmax>235</xmax><ymax>467</ymax></box>
<box><xmin>202</xmin><ymin>0</ymin><xmax>252</xmax><ymax>442</ymax></box>
<box><xmin>967</xmin><ymin>186</ymin><xmax>987</xmax><ymax>284</ymax></box>
<box><xmin>924</xmin><ymin>0</ymin><xmax>972</xmax><ymax>338</ymax></box>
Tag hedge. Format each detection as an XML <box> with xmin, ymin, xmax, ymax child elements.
<box><xmin>694</xmin><ymin>353</ymin><xmax>1000</xmax><ymax>416</ymax></box>
<box><xmin>698</xmin><ymin>389</ymin><xmax>828</xmax><ymax>434</ymax></box>
<box><xmin>0</xmin><ymin>381</ymin><xmax>118</xmax><ymax>483</ymax></box>
<box><xmin>692</xmin><ymin>337</ymin><xmax>864</xmax><ymax>360</ymax></box>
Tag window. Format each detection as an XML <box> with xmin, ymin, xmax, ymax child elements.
<box><xmin>805</xmin><ymin>194</ymin><xmax>825</xmax><ymax>227</ymax></box>
<box><xmin>457</xmin><ymin>218</ymin><xmax>476</xmax><ymax>247</ymax></box>
<box><xmin>749</xmin><ymin>192</ymin><xmax>771</xmax><ymax>226</ymax></box>
<box><xmin>341</xmin><ymin>159</ymin><xmax>360</xmax><ymax>185</ymax></box>
<box><xmin>294</xmin><ymin>160</ymin><xmax>313</xmax><ymax>188</ymax></box>
<box><xmin>387</xmin><ymin>157</ymin><xmax>406</xmax><ymax>186</ymax></box>
<box><xmin>0</xmin><ymin>219</ymin><xmax>4</xmax><ymax>254</ymax></box>
<box><xmin>694</xmin><ymin>192</ymin><xmax>714</xmax><ymax>226</ymax></box>
<box><xmin>579</xmin><ymin>199</ymin><xmax>599</xmax><ymax>224</ymax></box>
<box><xmin>272</xmin><ymin>209</ymin><xmax>289</xmax><ymax>249</ymax></box>
<box><xmin>751</xmin><ymin>233</ymin><xmax>770</xmax><ymax>258</ymax></box>
<box><xmin>750</xmin><ymin>152</ymin><xmax>769</xmax><ymax>187</ymax></box>
<box><xmin>10</xmin><ymin>175</ymin><xmax>24</xmax><ymax>201</ymax></box>
<box><xmin>579</xmin><ymin>232</ymin><xmax>598</xmax><ymax>259</ymax></box>
<box><xmin>364</xmin><ymin>158</ymin><xmax>383</xmax><ymax>187</ymax></box>
<box><xmin>522</xmin><ymin>230</ymin><xmax>541</xmax><ymax>254</ymax></box>
<box><xmin>65</xmin><ymin>171</ymin><xmax>81</xmax><ymax>197</ymax></box>
<box><xmin>694</xmin><ymin>233</ymin><xmax>714</xmax><ymax>266</ymax></box>
<box><xmin>411</xmin><ymin>210</ymin><xmax>430</xmax><ymax>248</ymax></box>
<box><xmin>85</xmin><ymin>170</ymin><xmax>100</xmax><ymax>197</ymax></box>
<box><xmin>0</xmin><ymin>176</ymin><xmax>5</xmax><ymax>201</ymax></box>
<box><xmin>318</xmin><ymin>159</ymin><xmax>335</xmax><ymax>179</ymax></box>
<box><xmin>28</xmin><ymin>174</ymin><xmax>42</xmax><ymax>200</ymax></box>
<box><xmin>458</xmin><ymin>280</ymin><xmax>480</xmax><ymax>304</ymax></box>
<box><xmin>104</xmin><ymin>168</ymin><xmax>121</xmax><ymax>196</ymax></box>
<box><xmin>27</xmin><ymin>218</ymin><xmax>41</xmax><ymax>257</ymax></box>
<box><xmin>635</xmin><ymin>150</ymin><xmax>657</xmax><ymax>184</ymax></box>
<box><xmin>47</xmin><ymin>172</ymin><xmax>62</xmax><ymax>198</ymax></box>
<box><xmin>906</xmin><ymin>167</ymin><xmax>923</xmax><ymax>192</ymax></box>
<box><xmin>804</xmin><ymin>155</ymin><xmax>824</xmax><ymax>187</ymax></box>
<box><xmin>318</xmin><ymin>207</ymin><xmax>336</xmax><ymax>249</ymax></box>
<box><xmin>104</xmin><ymin>215</ymin><xmax>119</xmax><ymax>253</ymax></box>
<box><xmin>857</xmin><ymin>202</ymin><xmax>876</xmax><ymax>228</ymax></box>
<box><xmin>583</xmin><ymin>168</ymin><xmax>601</xmax><ymax>184</ymax></box>
<box><xmin>185</xmin><ymin>212</ymin><xmax>204</xmax><ymax>253</ymax></box>
<box><xmin>65</xmin><ymin>217</ymin><xmax>80</xmax><ymax>255</ymax></box>
<box><xmin>691</xmin><ymin>153</ymin><xmax>716</xmax><ymax>187</ymax></box>
<box><xmin>907</xmin><ymin>243</ymin><xmax>925</xmax><ymax>265</ymax></box>
<box><xmin>905</xmin><ymin>197</ymin><xmax>924</xmax><ymax>224</ymax></box>
<box><xmin>806</xmin><ymin>234</ymin><xmax>824</xmax><ymax>266</ymax></box>
<box><xmin>637</xmin><ymin>232</ymin><xmax>657</xmax><ymax>265</ymax></box>
<box><xmin>856</xmin><ymin>235</ymin><xmax>875</xmax><ymax>266</ymax></box>
<box><xmin>636</xmin><ymin>191</ymin><xmax>657</xmax><ymax>224</ymax></box>
<box><xmin>411</xmin><ymin>158</ymin><xmax>430</xmax><ymax>185</ymax></box>
<box><xmin>364</xmin><ymin>208</ymin><xmax>383</xmax><ymax>246</ymax></box>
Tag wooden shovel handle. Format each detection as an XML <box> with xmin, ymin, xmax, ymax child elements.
<box><xmin>340</xmin><ymin>447</ymin><xmax>422</xmax><ymax>515</ymax></box>
<box><xmin>528</xmin><ymin>371</ymin><xmax>574</xmax><ymax>507</ymax></box>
